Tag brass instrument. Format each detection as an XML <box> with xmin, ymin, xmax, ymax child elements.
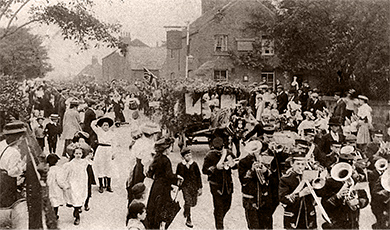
<box><xmin>381</xmin><ymin>168</ymin><xmax>390</xmax><ymax>192</ymax></box>
<box><xmin>331</xmin><ymin>162</ymin><xmax>359</xmax><ymax>210</ymax></box>
<box><xmin>253</xmin><ymin>151</ymin><xmax>270</xmax><ymax>185</ymax></box>
<box><xmin>375</xmin><ymin>158</ymin><xmax>388</xmax><ymax>175</ymax></box>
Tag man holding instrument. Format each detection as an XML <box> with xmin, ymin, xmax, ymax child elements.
<box><xmin>238</xmin><ymin>140</ymin><xmax>280</xmax><ymax>229</ymax></box>
<box><xmin>279</xmin><ymin>152</ymin><xmax>317</xmax><ymax>229</ymax></box>
<box><xmin>202</xmin><ymin>137</ymin><xmax>237</xmax><ymax>230</ymax></box>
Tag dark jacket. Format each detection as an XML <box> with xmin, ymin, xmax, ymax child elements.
<box><xmin>279</xmin><ymin>171</ymin><xmax>317</xmax><ymax>229</ymax></box>
<box><xmin>277</xmin><ymin>92</ymin><xmax>289</xmax><ymax>113</ymax></box>
<box><xmin>176</xmin><ymin>161</ymin><xmax>202</xmax><ymax>191</ymax></box>
<box><xmin>83</xmin><ymin>108</ymin><xmax>97</xmax><ymax>149</ymax></box>
<box><xmin>319</xmin><ymin>132</ymin><xmax>345</xmax><ymax>155</ymax></box>
<box><xmin>317</xmin><ymin>178</ymin><xmax>369</xmax><ymax>229</ymax></box>
<box><xmin>238</xmin><ymin>153</ymin><xmax>279</xmax><ymax>212</ymax></box>
<box><xmin>333</xmin><ymin>99</ymin><xmax>347</xmax><ymax>121</ymax></box>
<box><xmin>202</xmin><ymin>149</ymin><xmax>236</xmax><ymax>195</ymax></box>
<box><xmin>44</xmin><ymin>123</ymin><xmax>61</xmax><ymax>138</ymax></box>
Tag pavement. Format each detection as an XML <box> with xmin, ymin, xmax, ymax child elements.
<box><xmin>49</xmin><ymin>122</ymin><xmax>377</xmax><ymax>230</ymax></box>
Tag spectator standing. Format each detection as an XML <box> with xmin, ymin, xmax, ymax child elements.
<box><xmin>45</xmin><ymin>114</ymin><xmax>61</xmax><ymax>154</ymax></box>
<box><xmin>33</xmin><ymin>116</ymin><xmax>45</xmax><ymax>151</ymax></box>
<box><xmin>62</xmin><ymin>101</ymin><xmax>82</xmax><ymax>157</ymax></box>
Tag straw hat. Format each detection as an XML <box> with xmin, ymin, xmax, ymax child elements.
<box><xmin>3</xmin><ymin>121</ymin><xmax>27</xmax><ymax>135</ymax></box>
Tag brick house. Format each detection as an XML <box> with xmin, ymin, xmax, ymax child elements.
<box><xmin>76</xmin><ymin>56</ymin><xmax>103</xmax><ymax>82</ymax></box>
<box><xmin>102</xmin><ymin>36</ymin><xmax>166</xmax><ymax>84</ymax></box>
<box><xmin>165</xmin><ymin>0</ymin><xmax>287</xmax><ymax>89</ymax></box>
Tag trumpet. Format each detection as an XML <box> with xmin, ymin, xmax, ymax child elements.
<box><xmin>375</xmin><ymin>158</ymin><xmax>388</xmax><ymax>175</ymax></box>
<box><xmin>253</xmin><ymin>152</ymin><xmax>271</xmax><ymax>185</ymax></box>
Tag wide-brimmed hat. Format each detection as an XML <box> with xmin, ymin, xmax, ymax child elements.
<box><xmin>154</xmin><ymin>136</ymin><xmax>174</xmax><ymax>152</ymax></box>
<box><xmin>244</xmin><ymin>140</ymin><xmax>262</xmax><ymax>155</ymax></box>
<box><xmin>340</xmin><ymin>145</ymin><xmax>355</xmax><ymax>155</ymax></box>
<box><xmin>141</xmin><ymin>123</ymin><xmax>160</xmax><ymax>135</ymax></box>
<box><xmin>3</xmin><ymin>121</ymin><xmax>27</xmax><ymax>135</ymax></box>
<box><xmin>131</xmin><ymin>182</ymin><xmax>146</xmax><ymax>197</ymax></box>
<box><xmin>328</xmin><ymin>117</ymin><xmax>341</xmax><ymax>126</ymax></box>
<box><xmin>66</xmin><ymin>142</ymin><xmax>91</xmax><ymax>158</ymax></box>
<box><xmin>96</xmin><ymin>117</ymin><xmax>114</xmax><ymax>127</ymax></box>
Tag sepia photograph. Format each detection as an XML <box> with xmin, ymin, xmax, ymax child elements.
<box><xmin>0</xmin><ymin>0</ymin><xmax>389</xmax><ymax>229</ymax></box>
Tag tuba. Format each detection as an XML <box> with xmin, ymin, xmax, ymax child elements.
<box><xmin>331</xmin><ymin>162</ymin><xmax>359</xmax><ymax>210</ymax></box>
<box><xmin>375</xmin><ymin>158</ymin><xmax>388</xmax><ymax>175</ymax></box>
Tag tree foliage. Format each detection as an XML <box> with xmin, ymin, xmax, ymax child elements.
<box><xmin>241</xmin><ymin>0</ymin><xmax>390</xmax><ymax>99</ymax></box>
<box><xmin>0</xmin><ymin>27</ymin><xmax>52</xmax><ymax>79</ymax></box>
<box><xmin>0</xmin><ymin>75</ymin><xmax>29</xmax><ymax>123</ymax></box>
<box><xmin>0</xmin><ymin>0</ymin><xmax>121</xmax><ymax>50</ymax></box>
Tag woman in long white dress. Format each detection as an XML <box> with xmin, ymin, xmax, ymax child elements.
<box><xmin>91</xmin><ymin>117</ymin><xmax>116</xmax><ymax>193</ymax></box>
<box><xmin>356</xmin><ymin>95</ymin><xmax>372</xmax><ymax>149</ymax></box>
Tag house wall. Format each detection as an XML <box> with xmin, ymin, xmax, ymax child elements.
<box><xmin>165</xmin><ymin>0</ymin><xmax>285</xmax><ymax>88</ymax></box>
<box><xmin>102</xmin><ymin>52</ymin><xmax>130</xmax><ymax>82</ymax></box>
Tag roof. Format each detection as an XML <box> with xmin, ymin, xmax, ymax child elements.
<box><xmin>187</xmin><ymin>0</ymin><xmax>275</xmax><ymax>37</ymax></box>
<box><xmin>127</xmin><ymin>46</ymin><xmax>166</xmax><ymax>70</ymax></box>
<box><xmin>129</xmin><ymin>39</ymin><xmax>149</xmax><ymax>47</ymax></box>
<box><xmin>77</xmin><ymin>62</ymin><xmax>102</xmax><ymax>79</ymax></box>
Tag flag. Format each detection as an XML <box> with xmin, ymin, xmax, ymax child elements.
<box><xmin>143</xmin><ymin>67</ymin><xmax>158</xmax><ymax>88</ymax></box>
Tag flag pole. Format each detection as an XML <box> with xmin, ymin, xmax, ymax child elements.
<box><xmin>185</xmin><ymin>21</ymin><xmax>190</xmax><ymax>79</ymax></box>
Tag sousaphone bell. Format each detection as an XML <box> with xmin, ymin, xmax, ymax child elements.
<box><xmin>381</xmin><ymin>168</ymin><xmax>390</xmax><ymax>192</ymax></box>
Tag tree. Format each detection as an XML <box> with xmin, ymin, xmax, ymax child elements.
<box><xmin>0</xmin><ymin>27</ymin><xmax>52</xmax><ymax>79</ymax></box>
<box><xmin>239</xmin><ymin>0</ymin><xmax>390</xmax><ymax>100</ymax></box>
<box><xmin>0</xmin><ymin>0</ymin><xmax>121</xmax><ymax>50</ymax></box>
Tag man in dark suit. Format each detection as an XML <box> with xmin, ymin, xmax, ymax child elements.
<box><xmin>319</xmin><ymin>117</ymin><xmax>345</xmax><ymax>157</ymax></box>
<box><xmin>307</xmin><ymin>92</ymin><xmax>326</xmax><ymax>116</ymax></box>
<box><xmin>83</xmin><ymin>99</ymin><xmax>97</xmax><ymax>151</ymax></box>
<box><xmin>332</xmin><ymin>92</ymin><xmax>347</xmax><ymax>124</ymax></box>
<box><xmin>276</xmin><ymin>85</ymin><xmax>288</xmax><ymax>114</ymax></box>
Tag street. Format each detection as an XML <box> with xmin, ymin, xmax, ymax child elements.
<box><xmin>54</xmin><ymin>123</ymin><xmax>376</xmax><ymax>230</ymax></box>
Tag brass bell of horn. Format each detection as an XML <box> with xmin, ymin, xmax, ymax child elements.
<box><xmin>312</xmin><ymin>177</ymin><xmax>326</xmax><ymax>190</ymax></box>
<box><xmin>331</xmin><ymin>162</ymin><xmax>353</xmax><ymax>182</ymax></box>
<box><xmin>381</xmin><ymin>168</ymin><xmax>390</xmax><ymax>192</ymax></box>
<box><xmin>375</xmin><ymin>158</ymin><xmax>388</xmax><ymax>173</ymax></box>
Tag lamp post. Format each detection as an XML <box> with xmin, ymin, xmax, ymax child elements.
<box><xmin>185</xmin><ymin>21</ymin><xmax>190</xmax><ymax>79</ymax></box>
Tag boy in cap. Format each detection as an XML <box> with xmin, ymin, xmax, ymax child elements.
<box><xmin>45</xmin><ymin>114</ymin><xmax>61</xmax><ymax>154</ymax></box>
<box><xmin>176</xmin><ymin>148</ymin><xmax>202</xmax><ymax>228</ymax></box>
<box><xmin>279</xmin><ymin>153</ymin><xmax>317</xmax><ymax>229</ymax></box>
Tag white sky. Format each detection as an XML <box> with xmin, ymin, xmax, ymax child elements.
<box><xmin>6</xmin><ymin>0</ymin><xmax>202</xmax><ymax>79</ymax></box>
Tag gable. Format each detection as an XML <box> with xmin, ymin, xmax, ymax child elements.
<box><xmin>127</xmin><ymin>46</ymin><xmax>166</xmax><ymax>70</ymax></box>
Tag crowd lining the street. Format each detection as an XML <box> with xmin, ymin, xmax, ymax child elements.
<box><xmin>1</xmin><ymin>77</ymin><xmax>390</xmax><ymax>230</ymax></box>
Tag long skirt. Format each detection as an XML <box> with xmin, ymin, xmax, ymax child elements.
<box><xmin>357</xmin><ymin>122</ymin><xmax>371</xmax><ymax>144</ymax></box>
<box><xmin>93</xmin><ymin>146</ymin><xmax>114</xmax><ymax>178</ymax></box>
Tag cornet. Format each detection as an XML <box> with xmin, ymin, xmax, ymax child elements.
<box><xmin>375</xmin><ymin>158</ymin><xmax>388</xmax><ymax>175</ymax></box>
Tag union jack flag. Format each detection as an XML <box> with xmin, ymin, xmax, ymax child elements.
<box><xmin>143</xmin><ymin>67</ymin><xmax>158</xmax><ymax>88</ymax></box>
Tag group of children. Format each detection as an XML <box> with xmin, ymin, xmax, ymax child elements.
<box><xmin>126</xmin><ymin>147</ymin><xmax>202</xmax><ymax>230</ymax></box>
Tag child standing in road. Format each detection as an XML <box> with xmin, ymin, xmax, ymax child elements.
<box><xmin>176</xmin><ymin>148</ymin><xmax>202</xmax><ymax>228</ymax></box>
<box><xmin>46</xmin><ymin>154</ymin><xmax>68</xmax><ymax>220</ymax></box>
<box><xmin>45</xmin><ymin>114</ymin><xmax>61</xmax><ymax>154</ymax></box>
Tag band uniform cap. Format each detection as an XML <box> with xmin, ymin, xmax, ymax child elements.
<box><xmin>131</xmin><ymin>182</ymin><xmax>146</xmax><ymax>196</ymax></box>
<box><xmin>328</xmin><ymin>117</ymin><xmax>342</xmax><ymax>126</ymax></box>
<box><xmin>244</xmin><ymin>140</ymin><xmax>263</xmax><ymax>155</ymax></box>
<box><xmin>358</xmin><ymin>95</ymin><xmax>368</xmax><ymax>101</ymax></box>
<box><xmin>304</xmin><ymin>128</ymin><xmax>316</xmax><ymax>136</ymax></box>
<box><xmin>291</xmin><ymin>152</ymin><xmax>307</xmax><ymax>161</ymax></box>
<box><xmin>141</xmin><ymin>123</ymin><xmax>160</xmax><ymax>135</ymax></box>
<box><xmin>180</xmin><ymin>147</ymin><xmax>191</xmax><ymax>157</ymax></box>
<box><xmin>295</xmin><ymin>139</ymin><xmax>310</xmax><ymax>148</ymax></box>
<box><xmin>3</xmin><ymin>121</ymin><xmax>27</xmax><ymax>135</ymax></box>
<box><xmin>340</xmin><ymin>145</ymin><xmax>355</xmax><ymax>155</ymax></box>
<box><xmin>50</xmin><ymin>114</ymin><xmax>60</xmax><ymax>120</ymax></box>
<box><xmin>96</xmin><ymin>117</ymin><xmax>114</xmax><ymax>127</ymax></box>
<box><xmin>259</xmin><ymin>84</ymin><xmax>268</xmax><ymax>89</ymax></box>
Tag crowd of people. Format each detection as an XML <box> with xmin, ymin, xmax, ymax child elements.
<box><xmin>0</xmin><ymin>77</ymin><xmax>390</xmax><ymax>230</ymax></box>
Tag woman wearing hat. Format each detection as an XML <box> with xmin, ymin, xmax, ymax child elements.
<box><xmin>356</xmin><ymin>95</ymin><xmax>372</xmax><ymax>150</ymax></box>
<box><xmin>91</xmin><ymin>117</ymin><xmax>116</xmax><ymax>193</ymax></box>
<box><xmin>297</xmin><ymin>111</ymin><xmax>315</xmax><ymax>137</ymax></box>
<box><xmin>145</xmin><ymin>136</ymin><xmax>182</xmax><ymax>230</ymax></box>
<box><xmin>62</xmin><ymin>101</ymin><xmax>82</xmax><ymax>157</ymax></box>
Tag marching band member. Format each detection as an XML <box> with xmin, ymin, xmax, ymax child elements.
<box><xmin>202</xmin><ymin>137</ymin><xmax>237</xmax><ymax>230</ymax></box>
<box><xmin>238</xmin><ymin>140</ymin><xmax>280</xmax><ymax>230</ymax></box>
<box><xmin>368</xmin><ymin>158</ymin><xmax>389</xmax><ymax>229</ymax></box>
<box><xmin>317</xmin><ymin>154</ymin><xmax>369</xmax><ymax>229</ymax></box>
<box><xmin>371</xmin><ymin>167</ymin><xmax>390</xmax><ymax>229</ymax></box>
<box><xmin>279</xmin><ymin>152</ymin><xmax>317</xmax><ymax>230</ymax></box>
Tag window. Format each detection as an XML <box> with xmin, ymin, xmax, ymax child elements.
<box><xmin>214</xmin><ymin>35</ymin><xmax>228</xmax><ymax>52</ymax></box>
<box><xmin>236</xmin><ymin>38</ymin><xmax>255</xmax><ymax>51</ymax></box>
<box><xmin>261</xmin><ymin>72</ymin><xmax>274</xmax><ymax>88</ymax></box>
<box><xmin>214</xmin><ymin>70</ymin><xmax>228</xmax><ymax>82</ymax></box>
<box><xmin>169</xmin><ymin>49</ymin><xmax>175</xmax><ymax>59</ymax></box>
<box><xmin>261</xmin><ymin>37</ymin><xmax>274</xmax><ymax>55</ymax></box>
